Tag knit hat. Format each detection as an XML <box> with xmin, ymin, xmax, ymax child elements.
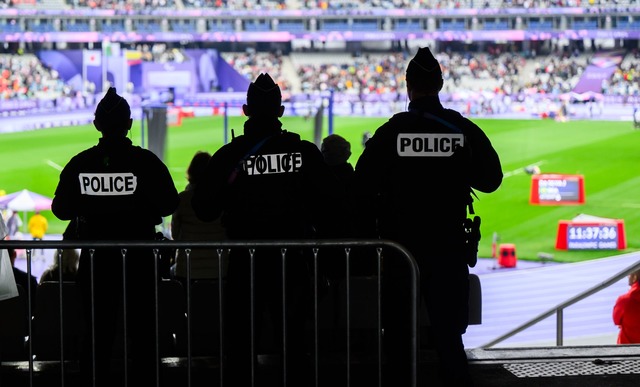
<box><xmin>94</xmin><ymin>87</ymin><xmax>131</xmax><ymax>130</ymax></box>
<box><xmin>321</xmin><ymin>134</ymin><xmax>351</xmax><ymax>167</ymax></box>
<box><xmin>246</xmin><ymin>73</ymin><xmax>282</xmax><ymax>116</ymax></box>
<box><xmin>405</xmin><ymin>47</ymin><xmax>443</xmax><ymax>93</ymax></box>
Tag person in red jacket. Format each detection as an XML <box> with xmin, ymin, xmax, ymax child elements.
<box><xmin>613</xmin><ymin>269</ymin><xmax>640</xmax><ymax>344</ymax></box>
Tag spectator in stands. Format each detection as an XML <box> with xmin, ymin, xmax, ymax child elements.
<box><xmin>39</xmin><ymin>248</ymin><xmax>79</xmax><ymax>284</ymax></box>
<box><xmin>28</xmin><ymin>211</ymin><xmax>48</xmax><ymax>256</ymax></box>
<box><xmin>317</xmin><ymin>133</ymin><xmax>356</xmax><ymax>281</ymax></box>
<box><xmin>5</xmin><ymin>211</ymin><xmax>22</xmax><ymax>239</ymax></box>
<box><xmin>171</xmin><ymin>150</ymin><xmax>227</xmax><ymax>286</ymax></box>
<box><xmin>350</xmin><ymin>47</ymin><xmax>502</xmax><ymax>386</ymax></box>
<box><xmin>613</xmin><ymin>268</ymin><xmax>640</xmax><ymax>344</ymax></box>
<box><xmin>28</xmin><ymin>211</ymin><xmax>47</xmax><ymax>242</ymax></box>
<box><xmin>51</xmin><ymin>87</ymin><xmax>179</xmax><ymax>387</ymax></box>
<box><xmin>39</xmin><ymin>221</ymin><xmax>80</xmax><ymax>284</ymax></box>
<box><xmin>318</xmin><ymin>133</ymin><xmax>357</xmax><ymax>241</ymax></box>
<box><xmin>192</xmin><ymin>73</ymin><xmax>339</xmax><ymax>386</ymax></box>
<box><xmin>321</xmin><ymin>133</ymin><xmax>353</xmax><ymax>187</ymax></box>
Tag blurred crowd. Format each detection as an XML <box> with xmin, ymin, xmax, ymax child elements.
<box><xmin>0</xmin><ymin>54</ymin><xmax>79</xmax><ymax>102</ymax></box>
<box><xmin>296</xmin><ymin>53</ymin><xmax>405</xmax><ymax>95</ymax></box>
<box><xmin>605</xmin><ymin>49</ymin><xmax>640</xmax><ymax>98</ymax></box>
<box><xmin>221</xmin><ymin>49</ymin><xmax>292</xmax><ymax>96</ymax></box>
<box><xmin>1</xmin><ymin>47</ymin><xmax>638</xmax><ymax>116</ymax></box>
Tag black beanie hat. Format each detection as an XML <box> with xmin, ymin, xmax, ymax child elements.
<box><xmin>95</xmin><ymin>87</ymin><xmax>131</xmax><ymax>129</ymax></box>
<box><xmin>246</xmin><ymin>73</ymin><xmax>282</xmax><ymax>116</ymax></box>
<box><xmin>406</xmin><ymin>47</ymin><xmax>443</xmax><ymax>93</ymax></box>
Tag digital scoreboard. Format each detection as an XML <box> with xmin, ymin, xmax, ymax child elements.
<box><xmin>556</xmin><ymin>219</ymin><xmax>626</xmax><ymax>250</ymax></box>
<box><xmin>530</xmin><ymin>174</ymin><xmax>585</xmax><ymax>205</ymax></box>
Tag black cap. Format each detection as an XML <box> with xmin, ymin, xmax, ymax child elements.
<box><xmin>246</xmin><ymin>73</ymin><xmax>282</xmax><ymax>116</ymax></box>
<box><xmin>406</xmin><ymin>47</ymin><xmax>443</xmax><ymax>93</ymax></box>
<box><xmin>95</xmin><ymin>87</ymin><xmax>131</xmax><ymax>128</ymax></box>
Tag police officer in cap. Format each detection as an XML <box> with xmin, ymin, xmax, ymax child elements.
<box><xmin>351</xmin><ymin>48</ymin><xmax>502</xmax><ymax>386</ymax></box>
<box><xmin>52</xmin><ymin>87</ymin><xmax>179</xmax><ymax>386</ymax></box>
<box><xmin>193</xmin><ymin>73</ymin><xmax>339</xmax><ymax>385</ymax></box>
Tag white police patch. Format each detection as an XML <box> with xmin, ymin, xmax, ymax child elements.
<box><xmin>79</xmin><ymin>173</ymin><xmax>137</xmax><ymax>196</ymax></box>
<box><xmin>243</xmin><ymin>152</ymin><xmax>303</xmax><ymax>176</ymax></box>
<box><xmin>397</xmin><ymin>133</ymin><xmax>464</xmax><ymax>157</ymax></box>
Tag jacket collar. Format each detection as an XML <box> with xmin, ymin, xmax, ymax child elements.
<box><xmin>407</xmin><ymin>94</ymin><xmax>444</xmax><ymax>114</ymax></box>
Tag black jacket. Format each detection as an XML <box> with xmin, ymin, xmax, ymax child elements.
<box><xmin>192</xmin><ymin>117</ymin><xmax>340</xmax><ymax>240</ymax></box>
<box><xmin>52</xmin><ymin>136</ymin><xmax>179</xmax><ymax>240</ymax></box>
<box><xmin>351</xmin><ymin>95</ymin><xmax>503</xmax><ymax>242</ymax></box>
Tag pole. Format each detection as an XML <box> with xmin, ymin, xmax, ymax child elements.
<box><xmin>82</xmin><ymin>49</ymin><xmax>87</xmax><ymax>88</ymax></box>
<box><xmin>101</xmin><ymin>43</ymin><xmax>107</xmax><ymax>91</ymax></box>
<box><xmin>224</xmin><ymin>102</ymin><xmax>229</xmax><ymax>144</ymax></box>
<box><xmin>328</xmin><ymin>89</ymin><xmax>334</xmax><ymax>136</ymax></box>
<box><xmin>141</xmin><ymin>108</ymin><xmax>146</xmax><ymax>149</ymax></box>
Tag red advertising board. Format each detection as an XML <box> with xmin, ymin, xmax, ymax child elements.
<box><xmin>556</xmin><ymin>219</ymin><xmax>626</xmax><ymax>250</ymax></box>
<box><xmin>530</xmin><ymin>174</ymin><xmax>585</xmax><ymax>205</ymax></box>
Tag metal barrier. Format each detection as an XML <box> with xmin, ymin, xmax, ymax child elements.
<box><xmin>0</xmin><ymin>239</ymin><xmax>419</xmax><ymax>387</ymax></box>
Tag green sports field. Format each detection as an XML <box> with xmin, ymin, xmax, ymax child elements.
<box><xmin>1</xmin><ymin>114</ymin><xmax>638</xmax><ymax>263</ymax></box>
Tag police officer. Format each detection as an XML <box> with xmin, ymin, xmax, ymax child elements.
<box><xmin>192</xmin><ymin>73</ymin><xmax>339</xmax><ymax>385</ymax></box>
<box><xmin>51</xmin><ymin>87</ymin><xmax>179</xmax><ymax>386</ymax></box>
<box><xmin>351</xmin><ymin>48</ymin><xmax>503</xmax><ymax>386</ymax></box>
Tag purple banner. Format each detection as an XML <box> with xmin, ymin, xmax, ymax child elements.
<box><xmin>184</xmin><ymin>49</ymin><xmax>249</xmax><ymax>93</ymax></box>
<box><xmin>32</xmin><ymin>48</ymin><xmax>249</xmax><ymax>100</ymax></box>
<box><xmin>572</xmin><ymin>51</ymin><xmax>623</xmax><ymax>93</ymax></box>
<box><xmin>37</xmin><ymin>49</ymin><xmax>105</xmax><ymax>91</ymax></box>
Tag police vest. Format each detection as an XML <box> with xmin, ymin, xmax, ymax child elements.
<box><xmin>242</xmin><ymin>152</ymin><xmax>303</xmax><ymax>176</ymax></box>
<box><xmin>399</xmin><ymin>109</ymin><xmax>465</xmax><ymax>158</ymax></box>
<box><xmin>78</xmin><ymin>172</ymin><xmax>137</xmax><ymax>196</ymax></box>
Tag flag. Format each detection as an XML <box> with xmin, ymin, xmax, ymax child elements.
<box><xmin>83</xmin><ymin>50</ymin><xmax>102</xmax><ymax>67</ymax></box>
<box><xmin>125</xmin><ymin>50</ymin><xmax>143</xmax><ymax>66</ymax></box>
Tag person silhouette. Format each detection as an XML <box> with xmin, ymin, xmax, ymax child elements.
<box><xmin>171</xmin><ymin>150</ymin><xmax>228</xmax><ymax>286</ymax></box>
<box><xmin>613</xmin><ymin>269</ymin><xmax>640</xmax><ymax>344</ymax></box>
<box><xmin>28</xmin><ymin>211</ymin><xmax>48</xmax><ymax>256</ymax></box>
<box><xmin>51</xmin><ymin>87</ymin><xmax>179</xmax><ymax>387</ymax></box>
<box><xmin>350</xmin><ymin>47</ymin><xmax>503</xmax><ymax>386</ymax></box>
<box><xmin>39</xmin><ymin>220</ymin><xmax>80</xmax><ymax>284</ymax></box>
<box><xmin>321</xmin><ymin>133</ymin><xmax>354</xmax><ymax>189</ymax></box>
<box><xmin>5</xmin><ymin>211</ymin><xmax>22</xmax><ymax>239</ymax></box>
<box><xmin>192</xmin><ymin>73</ymin><xmax>339</xmax><ymax>386</ymax></box>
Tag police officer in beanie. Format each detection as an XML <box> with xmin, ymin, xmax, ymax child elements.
<box><xmin>52</xmin><ymin>87</ymin><xmax>179</xmax><ymax>386</ymax></box>
<box><xmin>350</xmin><ymin>48</ymin><xmax>502</xmax><ymax>386</ymax></box>
<box><xmin>192</xmin><ymin>73</ymin><xmax>339</xmax><ymax>385</ymax></box>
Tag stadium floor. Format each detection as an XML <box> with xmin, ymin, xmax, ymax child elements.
<box><xmin>3</xmin><ymin>347</ymin><xmax>640</xmax><ymax>387</ymax></box>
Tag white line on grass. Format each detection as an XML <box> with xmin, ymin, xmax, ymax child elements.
<box><xmin>46</xmin><ymin>160</ymin><xmax>63</xmax><ymax>171</ymax></box>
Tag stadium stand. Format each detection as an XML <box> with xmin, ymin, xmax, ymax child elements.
<box><xmin>2</xmin><ymin>1</ymin><xmax>640</xmax><ymax>386</ymax></box>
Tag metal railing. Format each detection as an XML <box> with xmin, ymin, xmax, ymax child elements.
<box><xmin>0</xmin><ymin>238</ymin><xmax>419</xmax><ymax>387</ymax></box>
<box><xmin>481</xmin><ymin>259</ymin><xmax>640</xmax><ymax>348</ymax></box>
